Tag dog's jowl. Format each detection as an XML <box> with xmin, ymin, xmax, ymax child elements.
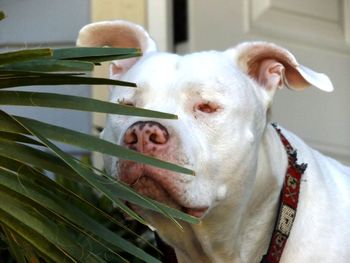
<box><xmin>77</xmin><ymin>20</ymin><xmax>350</xmax><ymax>263</ymax></box>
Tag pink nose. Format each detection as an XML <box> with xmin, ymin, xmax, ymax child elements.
<box><xmin>123</xmin><ymin>121</ymin><xmax>169</xmax><ymax>153</ymax></box>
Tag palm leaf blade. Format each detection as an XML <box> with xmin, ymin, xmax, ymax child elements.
<box><xmin>0</xmin><ymin>131</ymin><xmax>44</xmax><ymax>146</ymax></box>
<box><xmin>0</xmin><ymin>74</ymin><xmax>136</xmax><ymax>89</ymax></box>
<box><xmin>52</xmin><ymin>47</ymin><xmax>142</xmax><ymax>63</ymax></box>
<box><xmin>0</xmin><ymin>91</ymin><xmax>177</xmax><ymax>119</ymax></box>
<box><xmin>0</xmin><ymin>49</ymin><xmax>51</xmax><ymax>65</ymax></box>
<box><xmin>1</xmin><ymin>59</ymin><xmax>94</xmax><ymax>72</ymax></box>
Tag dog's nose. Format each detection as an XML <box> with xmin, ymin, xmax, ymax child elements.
<box><xmin>124</xmin><ymin>121</ymin><xmax>169</xmax><ymax>152</ymax></box>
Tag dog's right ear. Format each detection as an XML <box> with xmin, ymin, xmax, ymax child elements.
<box><xmin>77</xmin><ymin>20</ymin><xmax>157</xmax><ymax>78</ymax></box>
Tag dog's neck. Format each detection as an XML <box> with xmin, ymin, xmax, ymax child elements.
<box><xmin>171</xmin><ymin>125</ymin><xmax>289</xmax><ymax>263</ymax></box>
<box><xmin>239</xmin><ymin>125</ymin><xmax>289</xmax><ymax>262</ymax></box>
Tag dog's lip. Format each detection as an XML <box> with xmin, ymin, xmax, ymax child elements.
<box><xmin>125</xmin><ymin>172</ymin><xmax>209</xmax><ymax>218</ymax></box>
<box><xmin>182</xmin><ymin>206</ymin><xmax>209</xmax><ymax>218</ymax></box>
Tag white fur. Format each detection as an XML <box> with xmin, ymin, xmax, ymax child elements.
<box><xmin>77</xmin><ymin>21</ymin><xmax>350</xmax><ymax>263</ymax></box>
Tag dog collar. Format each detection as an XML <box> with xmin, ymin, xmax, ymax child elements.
<box><xmin>261</xmin><ymin>124</ymin><xmax>307</xmax><ymax>263</ymax></box>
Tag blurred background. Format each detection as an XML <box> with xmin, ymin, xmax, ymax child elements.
<box><xmin>1</xmin><ymin>0</ymin><xmax>349</xmax><ymax>164</ymax></box>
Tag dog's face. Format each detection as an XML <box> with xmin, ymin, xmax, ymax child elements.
<box><xmin>102</xmin><ymin>51</ymin><xmax>268</xmax><ymax>218</ymax></box>
<box><xmin>77</xmin><ymin>21</ymin><xmax>333</xmax><ymax>223</ymax></box>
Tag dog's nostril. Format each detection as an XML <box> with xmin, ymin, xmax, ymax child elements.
<box><xmin>124</xmin><ymin>129</ymin><xmax>138</xmax><ymax>144</ymax></box>
<box><xmin>149</xmin><ymin>131</ymin><xmax>168</xmax><ymax>144</ymax></box>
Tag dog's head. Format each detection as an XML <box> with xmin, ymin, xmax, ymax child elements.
<box><xmin>77</xmin><ymin>21</ymin><xmax>332</xmax><ymax>223</ymax></box>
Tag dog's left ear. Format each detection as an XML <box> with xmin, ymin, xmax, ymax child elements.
<box><xmin>76</xmin><ymin>20</ymin><xmax>157</xmax><ymax>78</ymax></box>
<box><xmin>229</xmin><ymin>42</ymin><xmax>333</xmax><ymax>95</ymax></box>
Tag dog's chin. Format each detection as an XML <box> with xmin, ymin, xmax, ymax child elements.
<box><xmin>122</xmin><ymin>174</ymin><xmax>209</xmax><ymax>218</ymax></box>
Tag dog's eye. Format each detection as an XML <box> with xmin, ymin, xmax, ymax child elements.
<box><xmin>195</xmin><ymin>101</ymin><xmax>221</xmax><ymax>113</ymax></box>
<box><xmin>118</xmin><ymin>98</ymin><xmax>135</xmax><ymax>107</ymax></box>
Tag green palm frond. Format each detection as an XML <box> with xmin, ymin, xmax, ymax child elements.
<box><xmin>0</xmin><ymin>13</ymin><xmax>198</xmax><ymax>262</ymax></box>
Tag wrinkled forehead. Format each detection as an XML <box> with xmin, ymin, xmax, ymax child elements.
<box><xmin>114</xmin><ymin>51</ymin><xmax>250</xmax><ymax>100</ymax></box>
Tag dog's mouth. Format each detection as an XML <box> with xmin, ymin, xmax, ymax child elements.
<box><xmin>121</xmin><ymin>169</ymin><xmax>208</xmax><ymax>218</ymax></box>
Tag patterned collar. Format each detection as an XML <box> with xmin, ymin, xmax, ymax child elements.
<box><xmin>261</xmin><ymin>124</ymin><xmax>307</xmax><ymax>263</ymax></box>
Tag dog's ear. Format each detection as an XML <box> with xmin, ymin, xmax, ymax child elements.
<box><xmin>230</xmin><ymin>42</ymin><xmax>333</xmax><ymax>95</ymax></box>
<box><xmin>77</xmin><ymin>20</ymin><xmax>156</xmax><ymax>78</ymax></box>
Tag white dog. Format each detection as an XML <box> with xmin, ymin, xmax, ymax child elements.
<box><xmin>77</xmin><ymin>21</ymin><xmax>350</xmax><ymax>263</ymax></box>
